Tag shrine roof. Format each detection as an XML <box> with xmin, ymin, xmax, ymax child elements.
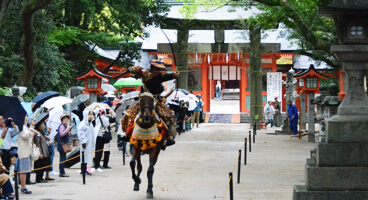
<box><xmin>293</xmin><ymin>64</ymin><xmax>330</xmax><ymax>79</ymax></box>
<box><xmin>76</xmin><ymin>67</ymin><xmax>111</xmax><ymax>80</ymax></box>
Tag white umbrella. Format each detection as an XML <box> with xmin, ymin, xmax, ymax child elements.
<box><xmin>121</xmin><ymin>91</ymin><xmax>140</xmax><ymax>101</ymax></box>
<box><xmin>71</xmin><ymin>94</ymin><xmax>90</xmax><ymax>110</ymax></box>
<box><xmin>101</xmin><ymin>84</ymin><xmax>116</xmax><ymax>92</ymax></box>
<box><xmin>85</xmin><ymin>102</ymin><xmax>116</xmax><ymax>116</ymax></box>
<box><xmin>187</xmin><ymin>93</ymin><xmax>199</xmax><ymax>103</ymax></box>
<box><xmin>47</xmin><ymin>106</ymin><xmax>64</xmax><ymax>141</ymax></box>
<box><xmin>102</xmin><ymin>78</ymin><xmax>109</xmax><ymax>84</ymax></box>
<box><xmin>19</xmin><ymin>87</ymin><xmax>27</xmax><ymax>97</ymax></box>
<box><xmin>166</xmin><ymin>90</ymin><xmax>187</xmax><ymax>105</ymax></box>
<box><xmin>41</xmin><ymin>96</ymin><xmax>72</xmax><ymax>109</ymax></box>
<box><xmin>180</xmin><ymin>96</ymin><xmax>197</xmax><ymax>111</ymax></box>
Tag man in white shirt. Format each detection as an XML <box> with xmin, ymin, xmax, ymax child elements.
<box><xmin>263</xmin><ymin>101</ymin><xmax>275</xmax><ymax>128</ymax></box>
<box><xmin>0</xmin><ymin>115</ymin><xmax>19</xmax><ymax>173</ymax></box>
<box><xmin>215</xmin><ymin>81</ymin><xmax>222</xmax><ymax>100</ymax></box>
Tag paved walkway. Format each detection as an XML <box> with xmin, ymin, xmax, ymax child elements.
<box><xmin>210</xmin><ymin>99</ymin><xmax>240</xmax><ymax>114</ymax></box>
<box><xmin>20</xmin><ymin>124</ymin><xmax>314</xmax><ymax>200</ymax></box>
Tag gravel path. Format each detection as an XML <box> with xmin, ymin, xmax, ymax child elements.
<box><xmin>21</xmin><ymin>123</ymin><xmax>314</xmax><ymax>200</ymax></box>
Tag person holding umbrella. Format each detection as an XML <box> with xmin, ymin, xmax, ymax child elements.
<box><xmin>78</xmin><ymin>110</ymin><xmax>95</xmax><ymax>176</ymax></box>
<box><xmin>16</xmin><ymin>115</ymin><xmax>34</xmax><ymax>194</ymax></box>
<box><xmin>57</xmin><ymin>115</ymin><xmax>72</xmax><ymax>177</ymax></box>
<box><xmin>34</xmin><ymin>119</ymin><xmax>53</xmax><ymax>183</ymax></box>
<box><xmin>0</xmin><ymin>116</ymin><xmax>19</xmax><ymax>174</ymax></box>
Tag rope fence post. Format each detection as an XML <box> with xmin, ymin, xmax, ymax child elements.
<box><xmin>253</xmin><ymin>122</ymin><xmax>257</xmax><ymax>136</ymax></box>
<box><xmin>244</xmin><ymin>138</ymin><xmax>247</xmax><ymax>165</ymax></box>
<box><xmin>229</xmin><ymin>172</ymin><xmax>233</xmax><ymax>200</ymax></box>
<box><xmin>253</xmin><ymin>129</ymin><xmax>256</xmax><ymax>143</ymax></box>
<box><xmin>14</xmin><ymin>170</ymin><xmax>19</xmax><ymax>200</ymax></box>
<box><xmin>249</xmin><ymin>131</ymin><xmax>252</xmax><ymax>152</ymax></box>
<box><xmin>82</xmin><ymin>151</ymin><xmax>86</xmax><ymax>185</ymax></box>
<box><xmin>237</xmin><ymin>150</ymin><xmax>241</xmax><ymax>184</ymax></box>
<box><xmin>123</xmin><ymin>149</ymin><xmax>126</xmax><ymax>165</ymax></box>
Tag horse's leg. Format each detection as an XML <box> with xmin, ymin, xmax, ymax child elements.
<box><xmin>136</xmin><ymin>149</ymin><xmax>143</xmax><ymax>183</ymax></box>
<box><xmin>146</xmin><ymin>147</ymin><xmax>161</xmax><ymax>199</ymax></box>
<box><xmin>130</xmin><ymin>147</ymin><xmax>141</xmax><ymax>191</ymax></box>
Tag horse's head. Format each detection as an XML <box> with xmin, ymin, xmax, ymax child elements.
<box><xmin>139</xmin><ymin>92</ymin><xmax>154</xmax><ymax>124</ymax></box>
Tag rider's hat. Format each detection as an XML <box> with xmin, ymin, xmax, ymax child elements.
<box><xmin>150</xmin><ymin>60</ymin><xmax>166</xmax><ymax>71</ymax></box>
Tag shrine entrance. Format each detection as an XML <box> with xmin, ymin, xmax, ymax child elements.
<box><xmin>207</xmin><ymin>64</ymin><xmax>241</xmax><ymax>113</ymax></box>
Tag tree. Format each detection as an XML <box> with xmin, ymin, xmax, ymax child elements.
<box><xmin>0</xmin><ymin>0</ymin><xmax>169</xmax><ymax>98</ymax></box>
<box><xmin>17</xmin><ymin>0</ymin><xmax>52</xmax><ymax>86</ymax></box>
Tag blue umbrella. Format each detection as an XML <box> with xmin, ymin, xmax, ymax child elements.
<box><xmin>32</xmin><ymin>91</ymin><xmax>59</xmax><ymax>112</ymax></box>
<box><xmin>21</xmin><ymin>102</ymin><xmax>33</xmax><ymax>118</ymax></box>
<box><xmin>0</xmin><ymin>96</ymin><xmax>26</xmax><ymax>132</ymax></box>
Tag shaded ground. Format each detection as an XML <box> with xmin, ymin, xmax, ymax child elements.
<box><xmin>21</xmin><ymin>124</ymin><xmax>313</xmax><ymax>200</ymax></box>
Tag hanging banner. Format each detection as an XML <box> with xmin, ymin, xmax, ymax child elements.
<box><xmin>267</xmin><ymin>72</ymin><xmax>283</xmax><ymax>107</ymax></box>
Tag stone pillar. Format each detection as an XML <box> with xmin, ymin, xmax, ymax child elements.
<box><xmin>176</xmin><ymin>29</ymin><xmax>189</xmax><ymax>89</ymax></box>
<box><xmin>249</xmin><ymin>26</ymin><xmax>263</xmax><ymax>129</ymax></box>
<box><xmin>90</xmin><ymin>93</ymin><xmax>97</xmax><ymax>103</ymax></box>
<box><xmin>300</xmin><ymin>93</ymin><xmax>307</xmax><ymax>130</ymax></box>
<box><xmin>275</xmin><ymin>69</ymin><xmax>298</xmax><ymax>135</ymax></box>
<box><xmin>307</xmin><ymin>92</ymin><xmax>315</xmax><ymax>142</ymax></box>
<box><xmin>11</xmin><ymin>85</ymin><xmax>23</xmax><ymax>102</ymax></box>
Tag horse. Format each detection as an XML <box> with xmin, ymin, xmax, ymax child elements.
<box><xmin>128</xmin><ymin>92</ymin><xmax>166</xmax><ymax>199</ymax></box>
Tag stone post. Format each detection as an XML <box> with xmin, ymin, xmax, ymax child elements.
<box><xmin>307</xmin><ymin>92</ymin><xmax>315</xmax><ymax>142</ymax></box>
<box><xmin>249</xmin><ymin>26</ymin><xmax>263</xmax><ymax>129</ymax></box>
<box><xmin>300</xmin><ymin>93</ymin><xmax>307</xmax><ymax>130</ymax></box>
<box><xmin>314</xmin><ymin>86</ymin><xmax>327</xmax><ymax>142</ymax></box>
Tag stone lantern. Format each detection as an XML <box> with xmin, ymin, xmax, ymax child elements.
<box><xmin>76</xmin><ymin>67</ymin><xmax>111</xmax><ymax>102</ymax></box>
<box><xmin>294</xmin><ymin>1</ymin><xmax>368</xmax><ymax>199</ymax></box>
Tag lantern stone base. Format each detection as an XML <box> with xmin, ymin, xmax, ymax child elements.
<box><xmin>293</xmin><ymin>116</ymin><xmax>368</xmax><ymax>199</ymax></box>
<box><xmin>293</xmin><ymin>185</ymin><xmax>368</xmax><ymax>200</ymax></box>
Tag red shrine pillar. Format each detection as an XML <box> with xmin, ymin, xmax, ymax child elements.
<box><xmin>201</xmin><ymin>62</ymin><xmax>210</xmax><ymax>112</ymax></box>
<box><xmin>239</xmin><ymin>68</ymin><xmax>247</xmax><ymax>112</ymax></box>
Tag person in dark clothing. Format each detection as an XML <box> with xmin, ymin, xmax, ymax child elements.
<box><xmin>77</xmin><ymin>100</ymin><xmax>90</xmax><ymax>121</ymax></box>
<box><xmin>129</xmin><ymin>60</ymin><xmax>180</xmax><ymax>96</ymax></box>
<box><xmin>287</xmin><ymin>100</ymin><xmax>299</xmax><ymax>135</ymax></box>
<box><xmin>176</xmin><ymin>100</ymin><xmax>187</xmax><ymax>135</ymax></box>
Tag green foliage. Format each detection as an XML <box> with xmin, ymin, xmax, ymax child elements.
<box><xmin>0</xmin><ymin>87</ymin><xmax>12</xmax><ymax>96</ymax></box>
<box><xmin>48</xmin><ymin>26</ymin><xmax>84</xmax><ymax>47</ymax></box>
<box><xmin>0</xmin><ymin>0</ymin><xmax>170</xmax><ymax>99</ymax></box>
<box><xmin>180</xmin><ymin>0</ymin><xmax>229</xmax><ymax>18</ymax></box>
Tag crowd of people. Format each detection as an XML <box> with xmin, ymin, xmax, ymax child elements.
<box><xmin>0</xmin><ymin>96</ymin><xmax>118</xmax><ymax>198</ymax></box>
<box><xmin>0</xmin><ymin>59</ymin><xmax>208</xmax><ymax>199</ymax></box>
<box><xmin>168</xmin><ymin>94</ymin><xmax>204</xmax><ymax>135</ymax></box>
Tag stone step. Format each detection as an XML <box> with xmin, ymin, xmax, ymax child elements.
<box><xmin>317</xmin><ymin>141</ymin><xmax>368</xmax><ymax>167</ymax></box>
<box><xmin>305</xmin><ymin>163</ymin><xmax>368</xmax><ymax>191</ymax></box>
<box><xmin>293</xmin><ymin>185</ymin><xmax>368</xmax><ymax>200</ymax></box>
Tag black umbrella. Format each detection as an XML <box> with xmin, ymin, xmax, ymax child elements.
<box><xmin>32</xmin><ymin>91</ymin><xmax>59</xmax><ymax>112</ymax></box>
<box><xmin>0</xmin><ymin>96</ymin><xmax>26</xmax><ymax>132</ymax></box>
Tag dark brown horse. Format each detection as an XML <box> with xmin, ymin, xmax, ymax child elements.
<box><xmin>129</xmin><ymin>92</ymin><xmax>164</xmax><ymax>199</ymax></box>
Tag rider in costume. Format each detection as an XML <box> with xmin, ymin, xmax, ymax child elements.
<box><xmin>121</xmin><ymin>60</ymin><xmax>179</xmax><ymax>149</ymax></box>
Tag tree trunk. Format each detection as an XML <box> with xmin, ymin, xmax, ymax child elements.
<box><xmin>249</xmin><ymin>26</ymin><xmax>263</xmax><ymax>129</ymax></box>
<box><xmin>0</xmin><ymin>0</ymin><xmax>12</xmax><ymax>23</ymax></box>
<box><xmin>16</xmin><ymin>0</ymin><xmax>51</xmax><ymax>86</ymax></box>
<box><xmin>176</xmin><ymin>28</ymin><xmax>189</xmax><ymax>89</ymax></box>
